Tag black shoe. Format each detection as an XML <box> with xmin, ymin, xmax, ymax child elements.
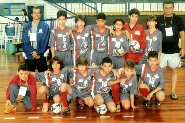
<box><xmin>60</xmin><ymin>108</ymin><xmax>70</xmax><ymax>117</ymax></box>
<box><xmin>145</xmin><ymin>100</ymin><xmax>151</xmax><ymax>107</ymax></box>
<box><xmin>155</xmin><ymin>100</ymin><xmax>161</xmax><ymax>106</ymax></box>
<box><xmin>134</xmin><ymin>94</ymin><xmax>138</xmax><ymax>99</ymax></box>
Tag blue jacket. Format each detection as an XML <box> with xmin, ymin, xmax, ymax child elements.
<box><xmin>22</xmin><ymin>21</ymin><xmax>50</xmax><ymax>60</ymax></box>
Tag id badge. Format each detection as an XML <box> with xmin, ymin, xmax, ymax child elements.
<box><xmin>165</xmin><ymin>27</ymin><xmax>173</xmax><ymax>36</ymax></box>
<box><xmin>30</xmin><ymin>33</ymin><xmax>37</xmax><ymax>41</ymax></box>
<box><xmin>18</xmin><ymin>86</ymin><xmax>27</xmax><ymax>97</ymax></box>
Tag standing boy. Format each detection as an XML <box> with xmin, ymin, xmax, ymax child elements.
<box><xmin>49</xmin><ymin>10</ymin><xmax>72</xmax><ymax>67</ymax></box>
<box><xmin>91</xmin><ymin>13</ymin><xmax>110</xmax><ymax>65</ymax></box>
<box><xmin>109</xmin><ymin>18</ymin><xmax>129</xmax><ymax>69</ymax></box>
<box><xmin>124</xmin><ymin>8</ymin><xmax>146</xmax><ymax>63</ymax></box>
<box><xmin>140</xmin><ymin>15</ymin><xmax>162</xmax><ymax>64</ymax></box>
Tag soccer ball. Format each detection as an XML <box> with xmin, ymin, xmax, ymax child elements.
<box><xmin>113</xmin><ymin>47</ymin><xmax>124</xmax><ymax>55</ymax></box>
<box><xmin>51</xmin><ymin>103</ymin><xmax>62</xmax><ymax>114</ymax></box>
<box><xmin>96</xmin><ymin>104</ymin><xmax>107</xmax><ymax>115</ymax></box>
<box><xmin>129</xmin><ymin>40</ymin><xmax>142</xmax><ymax>53</ymax></box>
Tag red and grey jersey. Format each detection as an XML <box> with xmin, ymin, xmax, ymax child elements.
<box><xmin>109</xmin><ymin>33</ymin><xmax>129</xmax><ymax>56</ymax></box>
<box><xmin>91</xmin><ymin>26</ymin><xmax>110</xmax><ymax>53</ymax></box>
<box><xmin>119</xmin><ymin>74</ymin><xmax>138</xmax><ymax>94</ymax></box>
<box><xmin>135</xmin><ymin>64</ymin><xmax>164</xmax><ymax>89</ymax></box>
<box><xmin>144</xmin><ymin>29</ymin><xmax>162</xmax><ymax>54</ymax></box>
<box><xmin>49</xmin><ymin>26</ymin><xmax>71</xmax><ymax>51</ymax></box>
<box><xmin>35</xmin><ymin>67</ymin><xmax>71</xmax><ymax>92</ymax></box>
<box><xmin>124</xmin><ymin>23</ymin><xmax>146</xmax><ymax>62</ymax></box>
<box><xmin>92</xmin><ymin>69</ymin><xmax>116</xmax><ymax>94</ymax></box>
<box><xmin>70</xmin><ymin>68</ymin><xmax>97</xmax><ymax>90</ymax></box>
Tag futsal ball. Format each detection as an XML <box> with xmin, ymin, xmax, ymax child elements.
<box><xmin>51</xmin><ymin>103</ymin><xmax>62</xmax><ymax>114</ymax></box>
<box><xmin>96</xmin><ymin>104</ymin><xmax>108</xmax><ymax>115</ymax></box>
<box><xmin>129</xmin><ymin>40</ymin><xmax>141</xmax><ymax>53</ymax></box>
<box><xmin>113</xmin><ymin>47</ymin><xmax>124</xmax><ymax>55</ymax></box>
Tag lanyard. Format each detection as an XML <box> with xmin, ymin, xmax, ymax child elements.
<box><xmin>164</xmin><ymin>15</ymin><xmax>173</xmax><ymax>27</ymax></box>
<box><xmin>19</xmin><ymin>77</ymin><xmax>28</xmax><ymax>87</ymax></box>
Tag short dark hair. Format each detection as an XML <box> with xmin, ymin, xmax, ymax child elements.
<box><xmin>147</xmin><ymin>15</ymin><xmax>157</xmax><ymax>22</ymax></box>
<box><xmin>101</xmin><ymin>57</ymin><xmax>112</xmax><ymax>65</ymax></box>
<box><xmin>124</xmin><ymin>60</ymin><xmax>135</xmax><ymax>69</ymax></box>
<box><xmin>18</xmin><ymin>64</ymin><xmax>28</xmax><ymax>72</ymax></box>
<box><xmin>113</xmin><ymin>18</ymin><xmax>125</xmax><ymax>25</ymax></box>
<box><xmin>76</xmin><ymin>56</ymin><xmax>88</xmax><ymax>66</ymax></box>
<box><xmin>75</xmin><ymin>14</ymin><xmax>86</xmax><ymax>23</ymax></box>
<box><xmin>31</xmin><ymin>6</ymin><xmax>42</xmax><ymax>14</ymax></box>
<box><xmin>97</xmin><ymin>13</ymin><xmax>106</xmax><ymax>20</ymax></box>
<box><xmin>163</xmin><ymin>0</ymin><xmax>174</xmax><ymax>8</ymax></box>
<box><xmin>57</xmin><ymin>10</ymin><xmax>67</xmax><ymax>18</ymax></box>
<box><xmin>128</xmin><ymin>8</ymin><xmax>140</xmax><ymax>16</ymax></box>
<box><xmin>21</xmin><ymin>9</ymin><xmax>27</xmax><ymax>16</ymax></box>
<box><xmin>48</xmin><ymin>56</ymin><xmax>63</xmax><ymax>71</ymax></box>
<box><xmin>148</xmin><ymin>51</ymin><xmax>158</xmax><ymax>59</ymax></box>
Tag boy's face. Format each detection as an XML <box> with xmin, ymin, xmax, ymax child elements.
<box><xmin>129</xmin><ymin>14</ymin><xmax>138</xmax><ymax>25</ymax></box>
<box><xmin>124</xmin><ymin>67</ymin><xmax>134</xmax><ymax>78</ymax></box>
<box><xmin>163</xmin><ymin>3</ymin><xmax>174</xmax><ymax>16</ymax></box>
<box><xmin>76</xmin><ymin>19</ymin><xmax>85</xmax><ymax>29</ymax></box>
<box><xmin>114</xmin><ymin>21</ymin><xmax>124</xmax><ymax>31</ymax></box>
<box><xmin>31</xmin><ymin>8</ymin><xmax>42</xmax><ymax>21</ymax></box>
<box><xmin>101</xmin><ymin>63</ymin><xmax>113</xmax><ymax>74</ymax></box>
<box><xmin>147</xmin><ymin>20</ymin><xmax>157</xmax><ymax>28</ymax></box>
<box><xmin>77</xmin><ymin>64</ymin><xmax>87</xmax><ymax>72</ymax></box>
<box><xmin>147</xmin><ymin>57</ymin><xmax>158</xmax><ymax>68</ymax></box>
<box><xmin>52</xmin><ymin>61</ymin><xmax>61</xmax><ymax>71</ymax></box>
<box><xmin>96</xmin><ymin>19</ymin><xmax>106</xmax><ymax>28</ymax></box>
<box><xmin>17</xmin><ymin>70</ymin><xmax>29</xmax><ymax>81</ymax></box>
<box><xmin>57</xmin><ymin>16</ymin><xmax>67</xmax><ymax>26</ymax></box>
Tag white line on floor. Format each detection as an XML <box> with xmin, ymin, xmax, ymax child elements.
<box><xmin>4</xmin><ymin>117</ymin><xmax>15</xmax><ymax>120</ymax></box>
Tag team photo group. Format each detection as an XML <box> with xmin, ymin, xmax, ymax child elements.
<box><xmin>4</xmin><ymin>0</ymin><xmax>185</xmax><ymax>117</ymax></box>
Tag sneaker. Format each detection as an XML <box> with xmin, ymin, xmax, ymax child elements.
<box><xmin>4</xmin><ymin>105</ymin><xmax>16</xmax><ymax>114</ymax></box>
<box><xmin>78</xmin><ymin>99</ymin><xmax>85</xmax><ymax>109</ymax></box>
<box><xmin>42</xmin><ymin>103</ymin><xmax>49</xmax><ymax>112</ymax></box>
<box><xmin>116</xmin><ymin>104</ymin><xmax>121</xmax><ymax>112</ymax></box>
<box><xmin>155</xmin><ymin>100</ymin><xmax>161</xmax><ymax>106</ymax></box>
<box><xmin>60</xmin><ymin>107</ymin><xmax>70</xmax><ymax>117</ymax></box>
<box><xmin>145</xmin><ymin>100</ymin><xmax>151</xmax><ymax>107</ymax></box>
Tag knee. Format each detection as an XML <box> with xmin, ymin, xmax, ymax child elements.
<box><xmin>108</xmin><ymin>106</ymin><xmax>116</xmax><ymax>112</ymax></box>
<box><xmin>60</xmin><ymin>83</ymin><xmax>67</xmax><ymax>91</ymax></box>
<box><xmin>156</xmin><ymin>92</ymin><xmax>165</xmax><ymax>101</ymax></box>
<box><xmin>96</xmin><ymin>100</ymin><xmax>104</xmax><ymax>105</ymax></box>
<box><xmin>139</xmin><ymin>84</ymin><xmax>147</xmax><ymax>88</ymax></box>
<box><xmin>39</xmin><ymin>86</ymin><xmax>47</xmax><ymax>94</ymax></box>
<box><xmin>87</xmin><ymin>100</ymin><xmax>94</xmax><ymax>107</ymax></box>
<box><xmin>122</xmin><ymin>104</ymin><xmax>130</xmax><ymax>110</ymax></box>
<box><xmin>10</xmin><ymin>84</ymin><xmax>19</xmax><ymax>90</ymax></box>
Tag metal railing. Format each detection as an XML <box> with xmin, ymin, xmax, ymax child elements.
<box><xmin>46</xmin><ymin>0</ymin><xmax>98</xmax><ymax>16</ymax></box>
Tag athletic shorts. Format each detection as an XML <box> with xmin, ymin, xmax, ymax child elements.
<box><xmin>70</xmin><ymin>87</ymin><xmax>91</xmax><ymax>100</ymax></box>
<box><xmin>160</xmin><ymin>53</ymin><xmax>181</xmax><ymax>68</ymax></box>
<box><xmin>120</xmin><ymin>92</ymin><xmax>130</xmax><ymax>101</ymax></box>
<box><xmin>94</xmin><ymin>92</ymin><xmax>113</xmax><ymax>104</ymax></box>
<box><xmin>47</xmin><ymin>88</ymin><xmax>60</xmax><ymax>100</ymax></box>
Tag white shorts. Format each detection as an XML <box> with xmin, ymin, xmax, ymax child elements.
<box><xmin>160</xmin><ymin>53</ymin><xmax>181</xmax><ymax>68</ymax></box>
